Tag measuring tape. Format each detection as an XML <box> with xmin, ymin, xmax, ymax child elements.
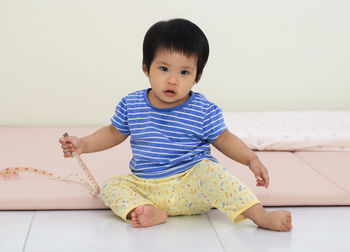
<box><xmin>0</xmin><ymin>132</ymin><xmax>100</xmax><ymax>196</ymax></box>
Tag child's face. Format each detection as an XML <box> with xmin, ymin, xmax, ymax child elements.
<box><xmin>144</xmin><ymin>49</ymin><xmax>197</xmax><ymax>109</ymax></box>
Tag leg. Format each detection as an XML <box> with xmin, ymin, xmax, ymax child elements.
<box><xmin>127</xmin><ymin>166</ymin><xmax>210</xmax><ymax>227</ymax></box>
<box><xmin>197</xmin><ymin>160</ymin><xmax>292</xmax><ymax>231</ymax></box>
<box><xmin>101</xmin><ymin>175</ymin><xmax>167</xmax><ymax>228</ymax></box>
<box><xmin>197</xmin><ymin>160</ymin><xmax>260</xmax><ymax>222</ymax></box>
<box><xmin>126</xmin><ymin>163</ymin><xmax>215</xmax><ymax>227</ymax></box>
<box><xmin>242</xmin><ymin>203</ymin><xmax>292</xmax><ymax>232</ymax></box>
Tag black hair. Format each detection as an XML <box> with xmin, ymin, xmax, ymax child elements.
<box><xmin>142</xmin><ymin>18</ymin><xmax>209</xmax><ymax>83</ymax></box>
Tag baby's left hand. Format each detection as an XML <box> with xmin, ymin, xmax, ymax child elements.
<box><xmin>248</xmin><ymin>157</ymin><xmax>269</xmax><ymax>188</ymax></box>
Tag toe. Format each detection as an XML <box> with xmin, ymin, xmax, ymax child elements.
<box><xmin>131</xmin><ymin>212</ymin><xmax>140</xmax><ymax>227</ymax></box>
<box><xmin>131</xmin><ymin>212</ymin><xmax>137</xmax><ymax>220</ymax></box>
<box><xmin>133</xmin><ymin>222</ymin><xmax>141</xmax><ymax>228</ymax></box>
<box><xmin>282</xmin><ymin>222</ymin><xmax>292</xmax><ymax>232</ymax></box>
<box><xmin>133</xmin><ymin>221</ymin><xmax>141</xmax><ymax>228</ymax></box>
<box><xmin>134</xmin><ymin>206</ymin><xmax>144</xmax><ymax>215</ymax></box>
<box><xmin>132</xmin><ymin>217</ymin><xmax>141</xmax><ymax>228</ymax></box>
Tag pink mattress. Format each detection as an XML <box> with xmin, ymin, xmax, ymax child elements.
<box><xmin>1</xmin><ymin>127</ymin><xmax>349</xmax><ymax>210</ymax></box>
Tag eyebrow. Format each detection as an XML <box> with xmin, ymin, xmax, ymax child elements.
<box><xmin>156</xmin><ymin>61</ymin><xmax>195</xmax><ymax>70</ymax></box>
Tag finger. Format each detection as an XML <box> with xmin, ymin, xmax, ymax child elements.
<box><xmin>60</xmin><ymin>136</ymin><xmax>69</xmax><ymax>144</ymax></box>
<box><xmin>64</xmin><ymin>153</ymin><xmax>73</xmax><ymax>158</ymax></box>
<box><xmin>62</xmin><ymin>136</ymin><xmax>76</xmax><ymax>146</ymax></box>
<box><xmin>63</xmin><ymin>150</ymin><xmax>73</xmax><ymax>158</ymax></box>
<box><xmin>63</xmin><ymin>146</ymin><xmax>75</xmax><ymax>153</ymax></box>
<box><xmin>59</xmin><ymin>137</ymin><xmax>69</xmax><ymax>145</ymax></box>
<box><xmin>63</xmin><ymin>152</ymin><xmax>71</xmax><ymax>158</ymax></box>
<box><xmin>63</xmin><ymin>136</ymin><xmax>72</xmax><ymax>144</ymax></box>
<box><xmin>63</xmin><ymin>147</ymin><xmax>75</xmax><ymax>155</ymax></box>
<box><xmin>61</xmin><ymin>143</ymin><xmax>74</xmax><ymax>151</ymax></box>
<box><xmin>253</xmin><ymin>170</ymin><xmax>261</xmax><ymax>180</ymax></box>
<box><xmin>256</xmin><ymin>179</ymin><xmax>265</xmax><ymax>187</ymax></box>
<box><xmin>261</xmin><ymin>171</ymin><xmax>269</xmax><ymax>188</ymax></box>
<box><xmin>257</xmin><ymin>176</ymin><xmax>268</xmax><ymax>188</ymax></box>
<box><xmin>265</xmin><ymin>178</ymin><xmax>269</xmax><ymax>188</ymax></box>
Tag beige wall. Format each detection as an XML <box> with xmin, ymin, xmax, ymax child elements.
<box><xmin>1</xmin><ymin>0</ymin><xmax>349</xmax><ymax>126</ymax></box>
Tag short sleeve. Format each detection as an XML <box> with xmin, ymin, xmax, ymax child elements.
<box><xmin>202</xmin><ymin>104</ymin><xmax>227</xmax><ymax>142</ymax></box>
<box><xmin>110</xmin><ymin>97</ymin><xmax>130</xmax><ymax>136</ymax></box>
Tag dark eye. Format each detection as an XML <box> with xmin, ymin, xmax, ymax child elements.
<box><xmin>181</xmin><ymin>70</ymin><xmax>189</xmax><ymax>75</ymax></box>
<box><xmin>160</xmin><ymin>66</ymin><xmax>168</xmax><ymax>72</ymax></box>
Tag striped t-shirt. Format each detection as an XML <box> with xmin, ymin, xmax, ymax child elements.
<box><xmin>111</xmin><ymin>89</ymin><xmax>227</xmax><ymax>179</ymax></box>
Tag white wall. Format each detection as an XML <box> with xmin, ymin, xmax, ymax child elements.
<box><xmin>1</xmin><ymin>0</ymin><xmax>349</xmax><ymax>126</ymax></box>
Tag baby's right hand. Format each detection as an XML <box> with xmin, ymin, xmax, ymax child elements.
<box><xmin>59</xmin><ymin>135</ymin><xmax>83</xmax><ymax>158</ymax></box>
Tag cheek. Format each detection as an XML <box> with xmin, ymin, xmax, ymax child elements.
<box><xmin>149</xmin><ymin>75</ymin><xmax>163</xmax><ymax>87</ymax></box>
<box><xmin>186</xmin><ymin>78</ymin><xmax>196</xmax><ymax>87</ymax></box>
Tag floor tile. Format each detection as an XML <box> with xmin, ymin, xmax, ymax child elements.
<box><xmin>0</xmin><ymin>210</ymin><xmax>34</xmax><ymax>252</ymax></box>
<box><xmin>207</xmin><ymin>207</ymin><xmax>350</xmax><ymax>252</ymax></box>
<box><xmin>5</xmin><ymin>207</ymin><xmax>349</xmax><ymax>252</ymax></box>
<box><xmin>25</xmin><ymin>210</ymin><xmax>224</xmax><ymax>252</ymax></box>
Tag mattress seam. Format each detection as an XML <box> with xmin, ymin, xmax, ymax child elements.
<box><xmin>293</xmin><ymin>153</ymin><xmax>349</xmax><ymax>194</ymax></box>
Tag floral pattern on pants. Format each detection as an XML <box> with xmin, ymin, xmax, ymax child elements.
<box><xmin>101</xmin><ymin>159</ymin><xmax>260</xmax><ymax>223</ymax></box>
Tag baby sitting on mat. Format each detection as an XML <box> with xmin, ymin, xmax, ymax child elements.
<box><xmin>59</xmin><ymin>18</ymin><xmax>292</xmax><ymax>231</ymax></box>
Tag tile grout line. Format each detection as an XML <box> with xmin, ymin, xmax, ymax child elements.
<box><xmin>22</xmin><ymin>210</ymin><xmax>36</xmax><ymax>252</ymax></box>
<box><xmin>206</xmin><ymin>212</ymin><xmax>227</xmax><ymax>252</ymax></box>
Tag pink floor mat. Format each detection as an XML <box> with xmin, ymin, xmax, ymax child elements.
<box><xmin>1</xmin><ymin>127</ymin><xmax>349</xmax><ymax>210</ymax></box>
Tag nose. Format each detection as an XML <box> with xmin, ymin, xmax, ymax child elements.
<box><xmin>166</xmin><ymin>74</ymin><xmax>178</xmax><ymax>85</ymax></box>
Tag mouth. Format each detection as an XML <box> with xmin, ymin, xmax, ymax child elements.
<box><xmin>164</xmin><ymin>89</ymin><xmax>176</xmax><ymax>97</ymax></box>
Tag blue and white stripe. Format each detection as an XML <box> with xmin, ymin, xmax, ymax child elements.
<box><xmin>111</xmin><ymin>89</ymin><xmax>227</xmax><ymax>178</ymax></box>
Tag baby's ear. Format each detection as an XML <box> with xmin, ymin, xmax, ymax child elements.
<box><xmin>143</xmin><ymin>64</ymin><xmax>149</xmax><ymax>76</ymax></box>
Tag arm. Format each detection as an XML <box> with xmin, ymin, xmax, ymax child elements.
<box><xmin>81</xmin><ymin>124</ymin><xmax>128</xmax><ymax>153</ymax></box>
<box><xmin>212</xmin><ymin>129</ymin><xmax>269</xmax><ymax>188</ymax></box>
<box><xmin>59</xmin><ymin>124</ymin><xmax>128</xmax><ymax>157</ymax></box>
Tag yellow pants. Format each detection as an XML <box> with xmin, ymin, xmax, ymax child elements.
<box><xmin>101</xmin><ymin>159</ymin><xmax>260</xmax><ymax>223</ymax></box>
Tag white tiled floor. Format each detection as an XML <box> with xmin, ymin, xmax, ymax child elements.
<box><xmin>1</xmin><ymin>207</ymin><xmax>350</xmax><ymax>252</ymax></box>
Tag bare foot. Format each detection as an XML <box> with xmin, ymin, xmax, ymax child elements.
<box><xmin>243</xmin><ymin>204</ymin><xmax>292</xmax><ymax>232</ymax></box>
<box><xmin>255</xmin><ymin>210</ymin><xmax>293</xmax><ymax>232</ymax></box>
<box><xmin>130</xmin><ymin>204</ymin><xmax>168</xmax><ymax>228</ymax></box>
